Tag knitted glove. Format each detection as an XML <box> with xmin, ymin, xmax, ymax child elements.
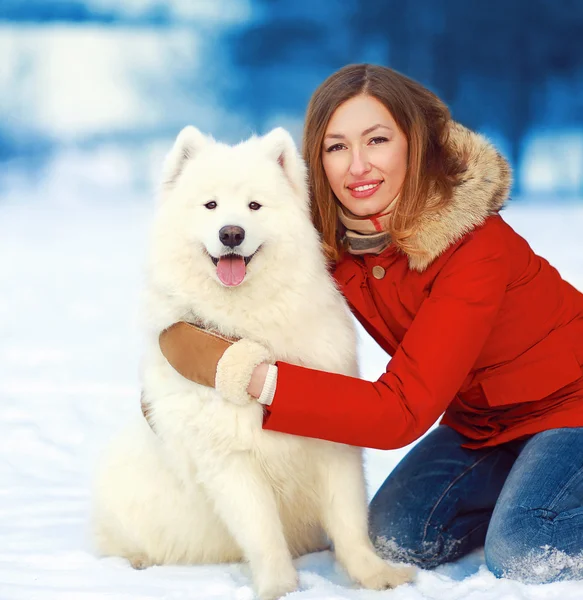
<box><xmin>159</xmin><ymin>321</ymin><xmax>271</xmax><ymax>405</ymax></box>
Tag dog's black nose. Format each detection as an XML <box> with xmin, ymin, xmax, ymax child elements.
<box><xmin>219</xmin><ymin>225</ymin><xmax>245</xmax><ymax>248</ymax></box>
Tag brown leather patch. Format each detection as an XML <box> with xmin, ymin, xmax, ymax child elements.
<box><xmin>159</xmin><ymin>321</ymin><xmax>237</xmax><ymax>387</ymax></box>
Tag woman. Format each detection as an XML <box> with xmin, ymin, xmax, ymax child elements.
<box><xmin>159</xmin><ymin>64</ymin><xmax>583</xmax><ymax>582</ymax></box>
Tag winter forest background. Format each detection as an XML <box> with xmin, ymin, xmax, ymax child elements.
<box><xmin>2</xmin><ymin>2</ymin><xmax>583</xmax><ymax>600</ymax></box>
<box><xmin>1</xmin><ymin>0</ymin><xmax>583</xmax><ymax>198</ymax></box>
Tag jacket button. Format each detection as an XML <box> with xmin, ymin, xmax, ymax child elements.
<box><xmin>372</xmin><ymin>265</ymin><xmax>385</xmax><ymax>279</ymax></box>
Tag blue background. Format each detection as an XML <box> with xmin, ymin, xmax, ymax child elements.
<box><xmin>1</xmin><ymin>0</ymin><xmax>582</xmax><ymax>200</ymax></box>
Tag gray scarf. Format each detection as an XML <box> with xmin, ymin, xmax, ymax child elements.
<box><xmin>337</xmin><ymin>205</ymin><xmax>393</xmax><ymax>255</ymax></box>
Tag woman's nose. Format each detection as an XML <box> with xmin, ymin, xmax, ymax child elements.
<box><xmin>349</xmin><ymin>149</ymin><xmax>371</xmax><ymax>177</ymax></box>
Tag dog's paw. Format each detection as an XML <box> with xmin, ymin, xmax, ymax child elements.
<box><xmin>256</xmin><ymin>564</ymin><xmax>298</xmax><ymax>600</ymax></box>
<box><xmin>127</xmin><ymin>553</ymin><xmax>155</xmax><ymax>570</ymax></box>
<box><xmin>345</xmin><ymin>551</ymin><xmax>415</xmax><ymax>590</ymax></box>
<box><xmin>357</xmin><ymin>561</ymin><xmax>415</xmax><ymax>589</ymax></box>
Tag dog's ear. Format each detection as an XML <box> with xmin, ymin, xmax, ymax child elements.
<box><xmin>260</xmin><ymin>128</ymin><xmax>307</xmax><ymax>194</ymax></box>
<box><xmin>162</xmin><ymin>126</ymin><xmax>210</xmax><ymax>189</ymax></box>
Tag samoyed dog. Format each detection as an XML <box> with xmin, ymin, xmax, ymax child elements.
<box><xmin>93</xmin><ymin>126</ymin><xmax>414</xmax><ymax>600</ymax></box>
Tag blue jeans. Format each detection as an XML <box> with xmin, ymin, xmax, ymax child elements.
<box><xmin>369</xmin><ymin>425</ymin><xmax>583</xmax><ymax>583</ymax></box>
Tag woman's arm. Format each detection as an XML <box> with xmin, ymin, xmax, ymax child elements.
<box><xmin>260</xmin><ymin>228</ymin><xmax>509</xmax><ymax>450</ymax></box>
<box><xmin>159</xmin><ymin>225</ymin><xmax>509</xmax><ymax>451</ymax></box>
<box><xmin>248</xmin><ymin>362</ymin><xmax>270</xmax><ymax>398</ymax></box>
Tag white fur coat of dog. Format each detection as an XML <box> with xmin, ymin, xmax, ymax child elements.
<box><xmin>92</xmin><ymin>127</ymin><xmax>413</xmax><ymax>600</ymax></box>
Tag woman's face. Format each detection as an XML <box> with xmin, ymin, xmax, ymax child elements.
<box><xmin>322</xmin><ymin>94</ymin><xmax>408</xmax><ymax>217</ymax></box>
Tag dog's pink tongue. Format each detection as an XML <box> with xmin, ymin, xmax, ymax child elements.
<box><xmin>217</xmin><ymin>255</ymin><xmax>246</xmax><ymax>286</ymax></box>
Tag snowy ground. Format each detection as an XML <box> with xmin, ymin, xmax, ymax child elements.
<box><xmin>1</xmin><ymin>194</ymin><xmax>583</xmax><ymax>599</ymax></box>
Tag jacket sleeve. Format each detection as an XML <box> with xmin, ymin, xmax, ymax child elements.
<box><xmin>262</xmin><ymin>230</ymin><xmax>509</xmax><ymax>449</ymax></box>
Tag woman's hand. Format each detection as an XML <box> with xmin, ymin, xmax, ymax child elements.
<box><xmin>159</xmin><ymin>322</ymin><xmax>272</xmax><ymax>405</ymax></box>
<box><xmin>247</xmin><ymin>363</ymin><xmax>270</xmax><ymax>398</ymax></box>
<box><xmin>215</xmin><ymin>340</ymin><xmax>272</xmax><ymax>405</ymax></box>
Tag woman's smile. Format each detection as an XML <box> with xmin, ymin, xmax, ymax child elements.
<box><xmin>347</xmin><ymin>179</ymin><xmax>383</xmax><ymax>198</ymax></box>
<box><xmin>322</xmin><ymin>94</ymin><xmax>408</xmax><ymax>217</ymax></box>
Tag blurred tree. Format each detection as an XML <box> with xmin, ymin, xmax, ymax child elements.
<box><xmin>0</xmin><ymin>0</ymin><xmax>173</xmax><ymax>25</ymax></box>
<box><xmin>220</xmin><ymin>0</ymin><xmax>364</xmax><ymax>132</ymax></box>
<box><xmin>223</xmin><ymin>0</ymin><xmax>583</xmax><ymax>193</ymax></box>
<box><xmin>341</xmin><ymin>0</ymin><xmax>583</xmax><ymax>193</ymax></box>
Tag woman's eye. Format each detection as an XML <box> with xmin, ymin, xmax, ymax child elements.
<box><xmin>204</xmin><ymin>200</ymin><xmax>217</xmax><ymax>210</ymax></box>
<box><xmin>249</xmin><ymin>201</ymin><xmax>262</xmax><ymax>211</ymax></box>
<box><xmin>325</xmin><ymin>143</ymin><xmax>345</xmax><ymax>153</ymax></box>
<box><xmin>369</xmin><ymin>136</ymin><xmax>389</xmax><ymax>145</ymax></box>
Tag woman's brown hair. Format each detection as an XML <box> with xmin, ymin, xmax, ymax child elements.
<box><xmin>302</xmin><ymin>63</ymin><xmax>465</xmax><ymax>263</ymax></box>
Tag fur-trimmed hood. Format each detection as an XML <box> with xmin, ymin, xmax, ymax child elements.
<box><xmin>406</xmin><ymin>122</ymin><xmax>512</xmax><ymax>272</ymax></box>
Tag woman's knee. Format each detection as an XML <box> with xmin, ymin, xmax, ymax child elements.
<box><xmin>485</xmin><ymin>507</ymin><xmax>558</xmax><ymax>582</ymax></box>
<box><xmin>369</xmin><ymin>510</ymin><xmax>460</xmax><ymax>569</ymax></box>
<box><xmin>484</xmin><ymin>527</ymin><xmax>521</xmax><ymax>579</ymax></box>
<box><xmin>484</xmin><ymin>535</ymin><xmax>578</xmax><ymax>583</ymax></box>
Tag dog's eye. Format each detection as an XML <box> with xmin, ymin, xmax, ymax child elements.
<box><xmin>249</xmin><ymin>202</ymin><xmax>262</xmax><ymax>211</ymax></box>
<box><xmin>204</xmin><ymin>201</ymin><xmax>217</xmax><ymax>210</ymax></box>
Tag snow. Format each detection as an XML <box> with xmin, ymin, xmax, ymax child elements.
<box><xmin>0</xmin><ymin>20</ymin><xmax>250</xmax><ymax>147</ymax></box>
<box><xmin>520</xmin><ymin>130</ymin><xmax>583</xmax><ymax>196</ymax></box>
<box><xmin>0</xmin><ymin>24</ymin><xmax>204</xmax><ymax>138</ymax></box>
<box><xmin>1</xmin><ymin>195</ymin><xmax>583</xmax><ymax>599</ymax></box>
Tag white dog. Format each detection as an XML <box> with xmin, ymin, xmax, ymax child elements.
<box><xmin>92</xmin><ymin>127</ymin><xmax>414</xmax><ymax>600</ymax></box>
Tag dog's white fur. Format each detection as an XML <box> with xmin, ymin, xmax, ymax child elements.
<box><xmin>92</xmin><ymin>127</ymin><xmax>414</xmax><ymax>600</ymax></box>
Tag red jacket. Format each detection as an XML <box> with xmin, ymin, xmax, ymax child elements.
<box><xmin>263</xmin><ymin>126</ymin><xmax>583</xmax><ymax>449</ymax></box>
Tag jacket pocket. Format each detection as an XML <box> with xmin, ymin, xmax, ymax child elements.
<box><xmin>480</xmin><ymin>342</ymin><xmax>583</xmax><ymax>407</ymax></box>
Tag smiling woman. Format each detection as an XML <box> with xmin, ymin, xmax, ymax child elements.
<box><xmin>321</xmin><ymin>96</ymin><xmax>408</xmax><ymax>218</ymax></box>
<box><xmin>302</xmin><ymin>66</ymin><xmax>466</xmax><ymax>263</ymax></box>
<box><xmin>158</xmin><ymin>63</ymin><xmax>583</xmax><ymax>584</ymax></box>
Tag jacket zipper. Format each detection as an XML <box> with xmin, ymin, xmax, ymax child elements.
<box><xmin>360</xmin><ymin>269</ymin><xmax>378</xmax><ymax>319</ymax></box>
